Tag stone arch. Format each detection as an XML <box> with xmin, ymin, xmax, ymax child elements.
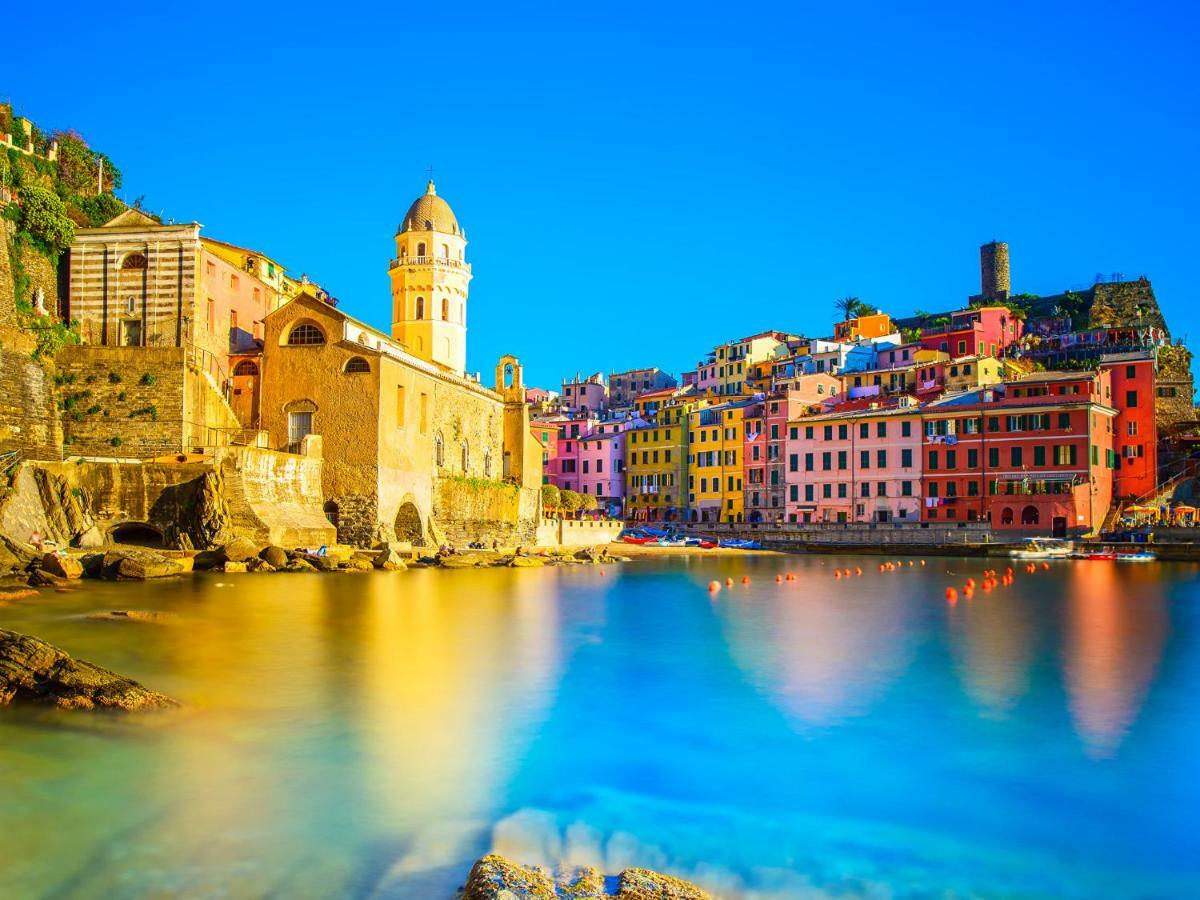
<box><xmin>109</xmin><ymin>521</ymin><xmax>164</xmax><ymax>547</ymax></box>
<box><xmin>344</xmin><ymin>356</ymin><xmax>371</xmax><ymax>374</ymax></box>
<box><xmin>233</xmin><ymin>360</ymin><xmax>259</xmax><ymax>376</ymax></box>
<box><xmin>121</xmin><ymin>252</ymin><xmax>147</xmax><ymax>270</ymax></box>
<box><xmin>323</xmin><ymin>500</ymin><xmax>339</xmax><ymax>526</ymax></box>
<box><xmin>395</xmin><ymin>498</ymin><xmax>426</xmax><ymax>547</ymax></box>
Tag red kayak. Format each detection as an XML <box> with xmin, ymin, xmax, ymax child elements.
<box><xmin>622</xmin><ymin>535</ymin><xmax>658</xmax><ymax>545</ymax></box>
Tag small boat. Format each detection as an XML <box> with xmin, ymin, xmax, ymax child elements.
<box><xmin>697</xmin><ymin>540</ymin><xmax>718</xmax><ymax>549</ymax></box>
<box><xmin>720</xmin><ymin>539</ymin><xmax>762</xmax><ymax>550</ymax></box>
<box><xmin>1072</xmin><ymin>550</ymin><xmax>1117</xmax><ymax>561</ymax></box>
<box><xmin>1009</xmin><ymin>538</ymin><xmax>1072</xmax><ymax>560</ymax></box>
<box><xmin>1116</xmin><ymin>551</ymin><xmax>1156</xmax><ymax>562</ymax></box>
<box><xmin>655</xmin><ymin>537</ymin><xmax>689</xmax><ymax>547</ymax></box>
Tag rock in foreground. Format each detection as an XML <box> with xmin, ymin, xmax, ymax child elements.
<box><xmin>461</xmin><ymin>854</ymin><xmax>711</xmax><ymax>899</ymax></box>
<box><xmin>0</xmin><ymin>629</ymin><xmax>178</xmax><ymax>711</ymax></box>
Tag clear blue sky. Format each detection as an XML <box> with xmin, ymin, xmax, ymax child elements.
<box><xmin>8</xmin><ymin>1</ymin><xmax>1199</xmax><ymax>388</ymax></box>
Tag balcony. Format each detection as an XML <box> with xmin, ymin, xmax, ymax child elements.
<box><xmin>388</xmin><ymin>255</ymin><xmax>472</xmax><ymax>272</ymax></box>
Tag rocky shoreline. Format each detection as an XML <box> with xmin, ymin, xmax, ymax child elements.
<box><xmin>0</xmin><ymin>535</ymin><xmax>627</xmax><ymax>591</ymax></box>
<box><xmin>460</xmin><ymin>854</ymin><xmax>711</xmax><ymax>899</ymax></box>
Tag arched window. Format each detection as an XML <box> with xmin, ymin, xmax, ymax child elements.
<box><xmin>415</xmin><ymin>336</ymin><xmax>424</xmax><ymax>352</ymax></box>
<box><xmin>323</xmin><ymin>500</ymin><xmax>339</xmax><ymax>526</ymax></box>
<box><xmin>484</xmin><ymin>449</ymin><xmax>492</xmax><ymax>477</ymax></box>
<box><xmin>233</xmin><ymin>360</ymin><xmax>259</xmax><ymax>376</ymax></box>
<box><xmin>441</xmin><ymin>298</ymin><xmax>449</xmax><ymax>321</ymax></box>
<box><xmin>1021</xmin><ymin>505</ymin><xmax>1039</xmax><ymax>526</ymax></box>
<box><xmin>121</xmin><ymin>253</ymin><xmax>147</xmax><ymax>270</ymax></box>
<box><xmin>287</xmin><ymin>322</ymin><xmax>326</xmax><ymax>345</ymax></box>
<box><xmin>344</xmin><ymin>356</ymin><xmax>370</xmax><ymax>374</ymax></box>
<box><xmin>416</xmin><ymin>242</ymin><xmax>427</xmax><ymax>257</ymax></box>
<box><xmin>461</xmin><ymin>440</ymin><xmax>469</xmax><ymax>471</ymax></box>
<box><xmin>415</xmin><ymin>297</ymin><xmax>424</xmax><ymax>319</ymax></box>
<box><xmin>459</xmin><ymin>302</ymin><xmax>465</xmax><ymax>324</ymax></box>
<box><xmin>1001</xmin><ymin>507</ymin><xmax>1014</xmax><ymax>525</ymax></box>
<box><xmin>434</xmin><ymin>432</ymin><xmax>445</xmax><ymax>467</ymax></box>
<box><xmin>441</xmin><ymin>243</ymin><xmax>449</xmax><ymax>259</ymax></box>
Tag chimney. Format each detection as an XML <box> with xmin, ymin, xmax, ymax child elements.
<box><xmin>980</xmin><ymin>241</ymin><xmax>1010</xmax><ymax>300</ymax></box>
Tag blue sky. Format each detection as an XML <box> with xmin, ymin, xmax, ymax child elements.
<box><xmin>8</xmin><ymin>1</ymin><xmax>1199</xmax><ymax>388</ymax></box>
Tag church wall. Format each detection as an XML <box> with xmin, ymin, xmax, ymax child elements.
<box><xmin>260</xmin><ymin>297</ymin><xmax>382</xmax><ymax>545</ymax></box>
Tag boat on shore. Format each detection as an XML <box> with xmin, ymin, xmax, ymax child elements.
<box><xmin>1009</xmin><ymin>538</ymin><xmax>1073</xmax><ymax>560</ymax></box>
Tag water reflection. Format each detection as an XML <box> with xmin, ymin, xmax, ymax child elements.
<box><xmin>714</xmin><ymin>563</ymin><xmax>920</xmax><ymax>726</ymax></box>
<box><xmin>947</xmin><ymin>587</ymin><xmax>1036</xmax><ymax>715</ymax></box>
<box><xmin>1061</xmin><ymin>564</ymin><xmax>1168</xmax><ymax>757</ymax></box>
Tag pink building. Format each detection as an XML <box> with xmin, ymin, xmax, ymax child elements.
<box><xmin>579</xmin><ymin>430</ymin><xmax>627</xmax><ymax>515</ymax></box>
<box><xmin>561</xmin><ymin>373</ymin><xmax>608</xmax><ymax>415</ymax></box>
<box><xmin>785</xmin><ymin>401</ymin><xmax>924</xmax><ymax>524</ymax></box>
<box><xmin>543</xmin><ymin>415</ymin><xmax>597</xmax><ymax>493</ymax></box>
<box><xmin>918</xmin><ymin>306</ymin><xmax>1022</xmax><ymax>359</ymax></box>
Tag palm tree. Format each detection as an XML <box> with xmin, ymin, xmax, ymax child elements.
<box><xmin>835</xmin><ymin>295</ymin><xmax>865</xmax><ymax>321</ymax></box>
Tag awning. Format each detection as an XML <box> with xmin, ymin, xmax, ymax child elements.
<box><xmin>995</xmin><ymin>472</ymin><xmax>1078</xmax><ymax>483</ymax></box>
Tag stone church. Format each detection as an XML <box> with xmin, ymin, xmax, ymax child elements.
<box><xmin>260</xmin><ymin>182</ymin><xmax>543</xmax><ymax>547</ymax></box>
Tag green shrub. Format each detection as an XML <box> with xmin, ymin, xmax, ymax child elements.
<box><xmin>139</xmin><ymin>372</ymin><xmax>157</xmax><ymax>386</ymax></box>
<box><xmin>108</xmin><ymin>371</ymin><xmax>122</xmax><ymax>384</ymax></box>
<box><xmin>16</xmin><ymin>184</ymin><xmax>75</xmax><ymax>253</ymax></box>
<box><xmin>109</xmin><ymin>436</ymin><xmax>123</xmax><ymax>447</ymax></box>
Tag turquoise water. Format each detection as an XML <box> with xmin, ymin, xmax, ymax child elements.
<box><xmin>1</xmin><ymin>556</ymin><xmax>1198</xmax><ymax>898</ymax></box>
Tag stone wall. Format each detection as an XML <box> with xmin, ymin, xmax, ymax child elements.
<box><xmin>0</xmin><ymin>219</ymin><xmax>18</xmax><ymax>329</ymax></box>
<box><xmin>432</xmin><ymin>475</ymin><xmax>539</xmax><ymax>547</ymax></box>
<box><xmin>0</xmin><ymin>343</ymin><xmax>62</xmax><ymax>460</ymax></box>
<box><xmin>534</xmin><ymin>518</ymin><xmax>625</xmax><ymax>548</ymax></box>
<box><xmin>2</xmin><ymin>446</ymin><xmax>334</xmax><ymax>550</ymax></box>
<box><xmin>16</xmin><ymin>241</ymin><xmax>59</xmax><ymax>320</ymax></box>
<box><xmin>55</xmin><ymin>345</ymin><xmax>187</xmax><ymax>457</ymax></box>
<box><xmin>1088</xmin><ymin>279</ymin><xmax>1167</xmax><ymax>332</ymax></box>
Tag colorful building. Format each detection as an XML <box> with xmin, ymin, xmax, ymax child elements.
<box><xmin>1101</xmin><ymin>351</ymin><xmax>1158</xmax><ymax>499</ymax></box>
<box><xmin>609</xmin><ymin>367</ymin><xmax>677</xmax><ymax>407</ymax></box>
<box><xmin>687</xmin><ymin>399</ymin><xmax>753</xmax><ymax>522</ymax></box>
<box><xmin>578</xmin><ymin>430</ymin><xmax>627</xmax><ymax>516</ymax></box>
<box><xmin>561</xmin><ymin>372</ymin><xmax>608</xmax><ymax>415</ymax></box>
<box><xmin>917</xmin><ymin>305</ymin><xmax>1023</xmax><ymax>359</ymax></box>
<box><xmin>784</xmin><ymin>400</ymin><xmax>923</xmax><ymax>524</ymax></box>
<box><xmin>834</xmin><ymin>311</ymin><xmax>893</xmax><ymax>342</ymax></box>
<box><xmin>919</xmin><ymin>370</ymin><xmax>1116</xmax><ymax>535</ymax></box>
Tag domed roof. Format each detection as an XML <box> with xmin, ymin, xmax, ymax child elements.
<box><xmin>399</xmin><ymin>180</ymin><xmax>459</xmax><ymax>234</ymax></box>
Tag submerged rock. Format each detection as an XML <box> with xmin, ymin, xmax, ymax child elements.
<box><xmin>0</xmin><ymin>629</ymin><xmax>178</xmax><ymax>710</ymax></box>
<box><xmin>508</xmin><ymin>556</ymin><xmax>544</xmax><ymax>567</ymax></box>
<box><xmin>86</xmin><ymin>610</ymin><xmax>177</xmax><ymax>624</ymax></box>
<box><xmin>461</xmin><ymin>855</ymin><xmax>709</xmax><ymax>899</ymax></box>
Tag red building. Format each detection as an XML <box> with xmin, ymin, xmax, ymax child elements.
<box><xmin>918</xmin><ymin>306</ymin><xmax>1023</xmax><ymax>359</ymax></box>
<box><xmin>920</xmin><ymin>370</ymin><xmax>1116</xmax><ymax>536</ymax></box>
<box><xmin>1101</xmin><ymin>351</ymin><xmax>1158</xmax><ymax>499</ymax></box>
<box><xmin>742</xmin><ymin>400</ymin><xmax>769</xmax><ymax>522</ymax></box>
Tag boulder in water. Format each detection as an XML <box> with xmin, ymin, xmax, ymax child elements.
<box><xmin>460</xmin><ymin>855</ymin><xmax>709</xmax><ymax>899</ymax></box>
<box><xmin>259</xmin><ymin>545</ymin><xmax>289</xmax><ymax>568</ymax></box>
<box><xmin>0</xmin><ymin>629</ymin><xmax>178</xmax><ymax>710</ymax></box>
<box><xmin>100</xmin><ymin>549</ymin><xmax>183</xmax><ymax>580</ymax></box>
<box><xmin>41</xmin><ymin>552</ymin><xmax>83</xmax><ymax>580</ymax></box>
<box><xmin>220</xmin><ymin>536</ymin><xmax>261</xmax><ymax>563</ymax></box>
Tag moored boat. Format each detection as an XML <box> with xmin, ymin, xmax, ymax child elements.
<box><xmin>1009</xmin><ymin>538</ymin><xmax>1073</xmax><ymax>560</ymax></box>
<box><xmin>1116</xmin><ymin>550</ymin><xmax>1157</xmax><ymax>562</ymax></box>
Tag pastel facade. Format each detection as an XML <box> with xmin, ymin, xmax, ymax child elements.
<box><xmin>784</xmin><ymin>403</ymin><xmax>923</xmax><ymax>524</ymax></box>
<box><xmin>561</xmin><ymin>373</ymin><xmax>608</xmax><ymax>415</ymax></box>
<box><xmin>917</xmin><ymin>306</ymin><xmax>1022</xmax><ymax>359</ymax></box>
<box><xmin>688</xmin><ymin>400</ymin><xmax>751</xmax><ymax>522</ymax></box>
<box><xmin>578</xmin><ymin>430</ymin><xmax>627</xmax><ymax>514</ymax></box>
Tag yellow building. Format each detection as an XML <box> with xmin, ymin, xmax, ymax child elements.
<box><xmin>625</xmin><ymin>397</ymin><xmax>709</xmax><ymax>522</ymax></box>
<box><xmin>944</xmin><ymin>355</ymin><xmax>1006</xmax><ymax>393</ymax></box>
<box><xmin>260</xmin><ymin>182</ymin><xmax>541</xmax><ymax>548</ymax></box>
<box><xmin>713</xmin><ymin>331</ymin><xmax>792</xmax><ymax>396</ymax></box>
<box><xmin>389</xmin><ymin>181</ymin><xmax>471</xmax><ymax>374</ymax></box>
<box><xmin>687</xmin><ymin>399</ymin><xmax>752</xmax><ymax>523</ymax></box>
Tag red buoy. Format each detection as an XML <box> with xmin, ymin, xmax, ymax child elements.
<box><xmin>708</xmin><ymin>580</ymin><xmax>721</xmax><ymax>593</ymax></box>
<box><xmin>946</xmin><ymin>587</ymin><xmax>958</xmax><ymax>601</ymax></box>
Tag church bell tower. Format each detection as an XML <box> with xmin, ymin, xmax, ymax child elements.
<box><xmin>390</xmin><ymin>180</ymin><xmax>471</xmax><ymax>373</ymax></box>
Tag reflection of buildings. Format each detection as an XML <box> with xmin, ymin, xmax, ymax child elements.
<box><xmin>1062</xmin><ymin>565</ymin><xmax>1167</xmax><ymax>757</ymax></box>
<box><xmin>947</xmin><ymin>592</ymin><xmax>1035</xmax><ymax>714</ymax></box>
<box><xmin>717</xmin><ymin>577</ymin><xmax>917</xmax><ymax>725</ymax></box>
<box><xmin>354</xmin><ymin>570</ymin><xmax>562</xmax><ymax>825</ymax></box>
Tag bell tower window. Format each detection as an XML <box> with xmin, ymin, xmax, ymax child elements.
<box><xmin>415</xmin><ymin>297</ymin><xmax>424</xmax><ymax>319</ymax></box>
<box><xmin>416</xmin><ymin>242</ymin><xmax>426</xmax><ymax>257</ymax></box>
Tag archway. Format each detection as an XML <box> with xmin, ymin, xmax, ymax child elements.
<box><xmin>395</xmin><ymin>501</ymin><xmax>426</xmax><ymax>547</ymax></box>
<box><xmin>109</xmin><ymin>522</ymin><xmax>165</xmax><ymax>548</ymax></box>
<box><xmin>1021</xmin><ymin>505</ymin><xmax>1040</xmax><ymax>526</ymax></box>
<box><xmin>323</xmin><ymin>500</ymin><xmax>339</xmax><ymax>527</ymax></box>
